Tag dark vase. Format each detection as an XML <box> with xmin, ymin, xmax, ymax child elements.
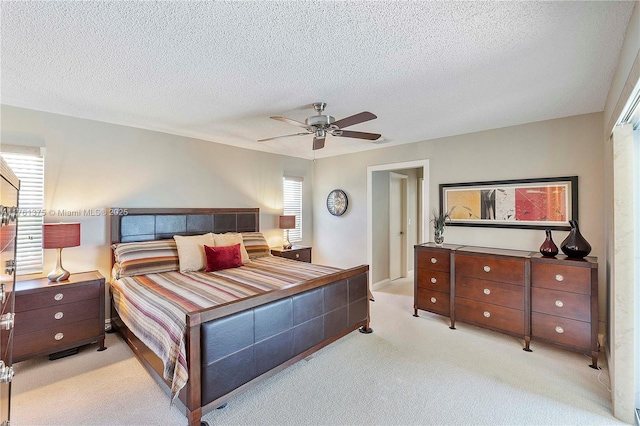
<box><xmin>561</xmin><ymin>220</ymin><xmax>592</xmax><ymax>259</ymax></box>
<box><xmin>539</xmin><ymin>229</ymin><xmax>559</xmax><ymax>257</ymax></box>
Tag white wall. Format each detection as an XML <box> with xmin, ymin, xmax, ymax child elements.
<box><xmin>0</xmin><ymin>105</ymin><xmax>314</xmax><ymax>280</ymax></box>
<box><xmin>313</xmin><ymin>112</ymin><xmax>605</xmax><ymax>324</ymax></box>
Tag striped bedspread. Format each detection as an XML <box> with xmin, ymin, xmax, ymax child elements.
<box><xmin>110</xmin><ymin>256</ymin><xmax>341</xmax><ymax>401</ymax></box>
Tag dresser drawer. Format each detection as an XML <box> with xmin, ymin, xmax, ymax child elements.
<box><xmin>417</xmin><ymin>250</ymin><xmax>450</xmax><ymax>273</ymax></box>
<box><xmin>15</xmin><ymin>282</ymin><xmax>99</xmax><ymax>312</ymax></box>
<box><xmin>455</xmin><ymin>276</ymin><xmax>524</xmax><ymax>310</ymax></box>
<box><xmin>416</xmin><ymin>288</ymin><xmax>450</xmax><ymax>316</ymax></box>
<box><xmin>13</xmin><ymin>318</ymin><xmax>102</xmax><ymax>360</ymax></box>
<box><xmin>455</xmin><ymin>297</ymin><xmax>524</xmax><ymax>335</ymax></box>
<box><xmin>15</xmin><ymin>298</ymin><xmax>100</xmax><ymax>335</ymax></box>
<box><xmin>455</xmin><ymin>254</ymin><xmax>524</xmax><ymax>285</ymax></box>
<box><xmin>531</xmin><ymin>287</ymin><xmax>590</xmax><ymax>322</ymax></box>
<box><xmin>531</xmin><ymin>312</ymin><xmax>591</xmax><ymax>350</ymax></box>
<box><xmin>416</xmin><ymin>270</ymin><xmax>450</xmax><ymax>293</ymax></box>
<box><xmin>531</xmin><ymin>262</ymin><xmax>590</xmax><ymax>294</ymax></box>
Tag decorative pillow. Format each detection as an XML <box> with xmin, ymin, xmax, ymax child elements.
<box><xmin>173</xmin><ymin>233</ymin><xmax>216</xmax><ymax>272</ymax></box>
<box><xmin>204</xmin><ymin>244</ymin><xmax>243</xmax><ymax>272</ymax></box>
<box><xmin>241</xmin><ymin>232</ymin><xmax>271</xmax><ymax>259</ymax></box>
<box><xmin>111</xmin><ymin>239</ymin><xmax>179</xmax><ymax>278</ymax></box>
<box><xmin>214</xmin><ymin>233</ymin><xmax>249</xmax><ymax>264</ymax></box>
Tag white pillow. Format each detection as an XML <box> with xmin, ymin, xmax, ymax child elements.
<box><xmin>173</xmin><ymin>233</ymin><xmax>216</xmax><ymax>272</ymax></box>
<box><xmin>214</xmin><ymin>233</ymin><xmax>250</xmax><ymax>264</ymax></box>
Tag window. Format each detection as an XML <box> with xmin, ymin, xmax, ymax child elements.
<box><xmin>1</xmin><ymin>148</ymin><xmax>45</xmax><ymax>275</ymax></box>
<box><xmin>283</xmin><ymin>176</ymin><xmax>302</xmax><ymax>243</ymax></box>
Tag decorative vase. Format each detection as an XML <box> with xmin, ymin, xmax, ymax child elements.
<box><xmin>539</xmin><ymin>229</ymin><xmax>559</xmax><ymax>257</ymax></box>
<box><xmin>560</xmin><ymin>219</ymin><xmax>591</xmax><ymax>259</ymax></box>
<box><xmin>434</xmin><ymin>229</ymin><xmax>444</xmax><ymax>246</ymax></box>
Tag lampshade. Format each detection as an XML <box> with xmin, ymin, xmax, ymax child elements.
<box><xmin>43</xmin><ymin>223</ymin><xmax>81</xmax><ymax>249</ymax></box>
<box><xmin>279</xmin><ymin>215</ymin><xmax>296</xmax><ymax>230</ymax></box>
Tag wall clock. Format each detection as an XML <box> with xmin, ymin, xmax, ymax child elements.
<box><xmin>326</xmin><ymin>189</ymin><xmax>348</xmax><ymax>216</ymax></box>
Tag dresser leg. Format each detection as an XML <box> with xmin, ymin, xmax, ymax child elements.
<box><xmin>523</xmin><ymin>336</ymin><xmax>532</xmax><ymax>352</ymax></box>
<box><xmin>413</xmin><ymin>306</ymin><xmax>419</xmax><ymax>317</ymax></box>
<box><xmin>449</xmin><ymin>319</ymin><xmax>456</xmax><ymax>330</ymax></box>
<box><xmin>97</xmin><ymin>336</ymin><xmax>107</xmax><ymax>352</ymax></box>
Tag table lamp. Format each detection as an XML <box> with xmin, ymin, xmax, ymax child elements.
<box><xmin>278</xmin><ymin>215</ymin><xmax>295</xmax><ymax>249</ymax></box>
<box><xmin>43</xmin><ymin>222</ymin><xmax>80</xmax><ymax>282</ymax></box>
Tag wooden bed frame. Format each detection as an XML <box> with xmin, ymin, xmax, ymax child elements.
<box><xmin>109</xmin><ymin>208</ymin><xmax>372</xmax><ymax>426</ymax></box>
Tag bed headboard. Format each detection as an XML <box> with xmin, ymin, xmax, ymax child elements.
<box><xmin>110</xmin><ymin>208</ymin><xmax>260</xmax><ymax>244</ymax></box>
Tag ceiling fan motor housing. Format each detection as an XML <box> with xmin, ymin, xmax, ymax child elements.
<box><xmin>306</xmin><ymin>115</ymin><xmax>335</xmax><ymax>127</ymax></box>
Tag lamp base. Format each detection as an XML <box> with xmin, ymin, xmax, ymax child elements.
<box><xmin>48</xmin><ymin>247</ymin><xmax>70</xmax><ymax>282</ymax></box>
<box><xmin>283</xmin><ymin>229</ymin><xmax>292</xmax><ymax>249</ymax></box>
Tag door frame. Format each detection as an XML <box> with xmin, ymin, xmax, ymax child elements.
<box><xmin>367</xmin><ymin>159</ymin><xmax>430</xmax><ymax>289</ymax></box>
<box><xmin>389</xmin><ymin>172</ymin><xmax>408</xmax><ymax>281</ymax></box>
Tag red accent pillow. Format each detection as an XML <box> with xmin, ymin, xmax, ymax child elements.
<box><xmin>204</xmin><ymin>244</ymin><xmax>243</xmax><ymax>272</ymax></box>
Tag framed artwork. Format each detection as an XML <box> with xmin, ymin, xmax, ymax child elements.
<box><xmin>440</xmin><ymin>176</ymin><xmax>578</xmax><ymax>230</ymax></box>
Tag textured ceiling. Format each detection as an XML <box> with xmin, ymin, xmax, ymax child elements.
<box><xmin>0</xmin><ymin>1</ymin><xmax>635</xmax><ymax>159</ymax></box>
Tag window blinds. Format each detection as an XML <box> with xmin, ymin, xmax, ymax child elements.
<box><xmin>1</xmin><ymin>152</ymin><xmax>45</xmax><ymax>274</ymax></box>
<box><xmin>283</xmin><ymin>176</ymin><xmax>302</xmax><ymax>243</ymax></box>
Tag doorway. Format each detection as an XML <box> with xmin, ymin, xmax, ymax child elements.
<box><xmin>367</xmin><ymin>159</ymin><xmax>429</xmax><ymax>290</ymax></box>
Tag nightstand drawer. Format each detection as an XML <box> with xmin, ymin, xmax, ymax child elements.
<box><xmin>15</xmin><ymin>282</ymin><xmax>99</xmax><ymax>312</ymax></box>
<box><xmin>13</xmin><ymin>318</ymin><xmax>102</xmax><ymax>360</ymax></box>
<box><xmin>15</xmin><ymin>298</ymin><xmax>100</xmax><ymax>335</ymax></box>
<box><xmin>271</xmin><ymin>246</ymin><xmax>311</xmax><ymax>263</ymax></box>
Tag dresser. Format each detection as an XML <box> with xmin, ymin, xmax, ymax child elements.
<box><xmin>414</xmin><ymin>244</ymin><xmax>599</xmax><ymax>365</ymax></box>
<box><xmin>413</xmin><ymin>243</ymin><xmax>459</xmax><ymax>322</ymax></box>
<box><xmin>530</xmin><ymin>254</ymin><xmax>598</xmax><ymax>368</ymax></box>
<box><xmin>14</xmin><ymin>271</ymin><xmax>106</xmax><ymax>362</ymax></box>
<box><xmin>270</xmin><ymin>245</ymin><xmax>312</xmax><ymax>263</ymax></box>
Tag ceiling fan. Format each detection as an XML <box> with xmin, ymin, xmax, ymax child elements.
<box><xmin>258</xmin><ymin>102</ymin><xmax>381</xmax><ymax>150</ymax></box>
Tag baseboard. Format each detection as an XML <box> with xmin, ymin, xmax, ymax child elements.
<box><xmin>372</xmin><ymin>278</ymin><xmax>390</xmax><ymax>290</ymax></box>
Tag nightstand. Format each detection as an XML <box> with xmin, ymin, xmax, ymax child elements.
<box><xmin>271</xmin><ymin>245</ymin><xmax>312</xmax><ymax>263</ymax></box>
<box><xmin>13</xmin><ymin>271</ymin><xmax>106</xmax><ymax>362</ymax></box>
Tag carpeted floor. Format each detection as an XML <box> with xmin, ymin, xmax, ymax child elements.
<box><xmin>11</xmin><ymin>276</ymin><xmax>625</xmax><ymax>426</ymax></box>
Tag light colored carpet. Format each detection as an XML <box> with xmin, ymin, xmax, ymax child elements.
<box><xmin>11</xmin><ymin>276</ymin><xmax>625</xmax><ymax>426</ymax></box>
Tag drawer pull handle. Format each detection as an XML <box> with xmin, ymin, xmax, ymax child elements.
<box><xmin>555</xmin><ymin>326</ymin><xmax>564</xmax><ymax>334</ymax></box>
<box><xmin>54</xmin><ymin>312</ymin><xmax>64</xmax><ymax>320</ymax></box>
<box><xmin>430</xmin><ymin>297</ymin><xmax>437</xmax><ymax>303</ymax></box>
<box><xmin>430</xmin><ymin>257</ymin><xmax>437</xmax><ymax>264</ymax></box>
<box><xmin>483</xmin><ymin>311</ymin><xmax>491</xmax><ymax>318</ymax></box>
<box><xmin>555</xmin><ymin>274</ymin><xmax>564</xmax><ymax>282</ymax></box>
<box><xmin>295</xmin><ymin>253</ymin><xmax>299</xmax><ymax>258</ymax></box>
<box><xmin>483</xmin><ymin>288</ymin><xmax>491</xmax><ymax>295</ymax></box>
<box><xmin>54</xmin><ymin>333</ymin><xmax>64</xmax><ymax>341</ymax></box>
<box><xmin>430</xmin><ymin>277</ymin><xmax>437</xmax><ymax>284</ymax></box>
<box><xmin>555</xmin><ymin>300</ymin><xmax>564</xmax><ymax>308</ymax></box>
<box><xmin>483</xmin><ymin>266</ymin><xmax>491</xmax><ymax>272</ymax></box>
<box><xmin>54</xmin><ymin>293</ymin><xmax>64</xmax><ymax>301</ymax></box>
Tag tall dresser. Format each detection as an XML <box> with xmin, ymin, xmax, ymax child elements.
<box><xmin>0</xmin><ymin>157</ymin><xmax>19</xmax><ymax>425</ymax></box>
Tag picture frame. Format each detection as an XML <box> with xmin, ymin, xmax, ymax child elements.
<box><xmin>440</xmin><ymin>176</ymin><xmax>578</xmax><ymax>230</ymax></box>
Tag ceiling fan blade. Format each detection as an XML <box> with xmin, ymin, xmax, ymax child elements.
<box><xmin>271</xmin><ymin>116</ymin><xmax>308</xmax><ymax>128</ymax></box>
<box><xmin>258</xmin><ymin>132</ymin><xmax>309</xmax><ymax>142</ymax></box>
<box><xmin>335</xmin><ymin>130</ymin><xmax>382</xmax><ymax>141</ymax></box>
<box><xmin>332</xmin><ymin>111</ymin><xmax>377</xmax><ymax>129</ymax></box>
<box><xmin>313</xmin><ymin>137</ymin><xmax>325</xmax><ymax>150</ymax></box>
